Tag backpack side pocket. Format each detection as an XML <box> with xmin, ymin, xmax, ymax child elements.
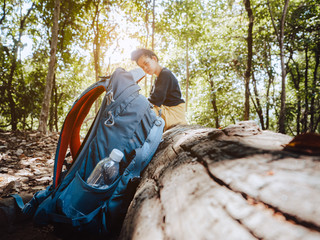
<box><xmin>57</xmin><ymin>171</ymin><xmax>119</xmax><ymax>219</ymax></box>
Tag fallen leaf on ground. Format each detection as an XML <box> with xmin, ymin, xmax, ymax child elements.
<box><xmin>283</xmin><ymin>132</ymin><xmax>320</xmax><ymax>155</ymax></box>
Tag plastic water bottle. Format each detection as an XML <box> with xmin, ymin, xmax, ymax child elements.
<box><xmin>87</xmin><ymin>149</ymin><xmax>123</xmax><ymax>189</ymax></box>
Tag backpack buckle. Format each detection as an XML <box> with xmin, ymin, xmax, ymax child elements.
<box><xmin>104</xmin><ymin>111</ymin><xmax>114</xmax><ymax>127</ymax></box>
<box><xmin>106</xmin><ymin>91</ymin><xmax>114</xmax><ymax>106</ymax></box>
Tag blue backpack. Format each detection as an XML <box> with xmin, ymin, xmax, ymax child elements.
<box><xmin>13</xmin><ymin>68</ymin><xmax>164</xmax><ymax>237</ymax></box>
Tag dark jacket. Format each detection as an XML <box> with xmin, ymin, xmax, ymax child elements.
<box><xmin>148</xmin><ymin>68</ymin><xmax>185</xmax><ymax>107</ymax></box>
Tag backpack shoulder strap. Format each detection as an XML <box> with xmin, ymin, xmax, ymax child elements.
<box><xmin>53</xmin><ymin>78</ymin><xmax>112</xmax><ymax>188</ymax></box>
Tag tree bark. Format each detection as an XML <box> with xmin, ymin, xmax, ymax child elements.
<box><xmin>120</xmin><ymin>122</ymin><xmax>320</xmax><ymax>239</ymax></box>
<box><xmin>209</xmin><ymin>77</ymin><xmax>219</xmax><ymax>128</ymax></box>
<box><xmin>264</xmin><ymin>41</ymin><xmax>273</xmax><ymax>130</ymax></box>
<box><xmin>186</xmin><ymin>36</ymin><xmax>189</xmax><ymax>112</ymax></box>
<box><xmin>53</xmin><ymin>76</ymin><xmax>60</xmax><ymax>132</ymax></box>
<box><xmin>288</xmin><ymin>61</ymin><xmax>301</xmax><ymax>135</ymax></box>
<box><xmin>151</xmin><ymin>0</ymin><xmax>155</xmax><ymax>51</ymax></box>
<box><xmin>144</xmin><ymin>0</ymin><xmax>149</xmax><ymax>96</ymax></box>
<box><xmin>92</xmin><ymin>1</ymin><xmax>101</xmax><ymax>113</ymax></box>
<box><xmin>0</xmin><ymin>0</ymin><xmax>7</xmax><ymax>25</ymax></box>
<box><xmin>7</xmin><ymin>4</ymin><xmax>34</xmax><ymax>131</ymax></box>
<box><xmin>303</xmin><ymin>45</ymin><xmax>309</xmax><ymax>133</ymax></box>
<box><xmin>251</xmin><ymin>71</ymin><xmax>265</xmax><ymax>129</ymax></box>
<box><xmin>243</xmin><ymin>0</ymin><xmax>253</xmax><ymax>121</ymax></box>
<box><xmin>151</xmin><ymin>0</ymin><xmax>156</xmax><ymax>92</ymax></box>
<box><xmin>38</xmin><ymin>0</ymin><xmax>60</xmax><ymax>133</ymax></box>
<box><xmin>145</xmin><ymin>0</ymin><xmax>149</xmax><ymax>49</ymax></box>
<box><xmin>310</xmin><ymin>42</ymin><xmax>319</xmax><ymax>132</ymax></box>
<box><xmin>267</xmin><ymin>0</ymin><xmax>290</xmax><ymax>133</ymax></box>
<box><xmin>277</xmin><ymin>0</ymin><xmax>290</xmax><ymax>133</ymax></box>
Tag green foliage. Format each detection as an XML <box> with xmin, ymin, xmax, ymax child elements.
<box><xmin>0</xmin><ymin>0</ymin><xmax>319</xmax><ymax>134</ymax></box>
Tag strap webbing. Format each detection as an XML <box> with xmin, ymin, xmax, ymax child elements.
<box><xmin>53</xmin><ymin>84</ymin><xmax>107</xmax><ymax>188</ymax></box>
<box><xmin>49</xmin><ymin>205</ymin><xmax>103</xmax><ymax>227</ymax></box>
<box><xmin>11</xmin><ymin>194</ymin><xmax>25</xmax><ymax>209</ymax></box>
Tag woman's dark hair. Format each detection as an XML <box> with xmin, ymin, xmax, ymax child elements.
<box><xmin>131</xmin><ymin>48</ymin><xmax>159</xmax><ymax>63</ymax></box>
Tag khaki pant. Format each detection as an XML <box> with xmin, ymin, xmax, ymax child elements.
<box><xmin>153</xmin><ymin>103</ymin><xmax>188</xmax><ymax>131</ymax></box>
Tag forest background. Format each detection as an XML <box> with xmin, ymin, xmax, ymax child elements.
<box><xmin>0</xmin><ymin>0</ymin><xmax>319</xmax><ymax>137</ymax></box>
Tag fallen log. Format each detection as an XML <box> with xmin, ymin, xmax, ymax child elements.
<box><xmin>120</xmin><ymin>121</ymin><xmax>320</xmax><ymax>240</ymax></box>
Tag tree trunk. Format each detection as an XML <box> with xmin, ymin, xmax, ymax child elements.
<box><xmin>38</xmin><ymin>0</ymin><xmax>60</xmax><ymax>133</ymax></box>
<box><xmin>303</xmin><ymin>45</ymin><xmax>309</xmax><ymax>133</ymax></box>
<box><xmin>186</xmin><ymin>37</ymin><xmax>189</xmax><ymax>112</ymax></box>
<box><xmin>278</xmin><ymin>0</ymin><xmax>290</xmax><ymax>133</ymax></box>
<box><xmin>265</xmin><ymin>81</ymin><xmax>271</xmax><ymax>129</ymax></box>
<box><xmin>151</xmin><ymin>0</ymin><xmax>156</xmax><ymax>92</ymax></box>
<box><xmin>314</xmin><ymin>114</ymin><xmax>320</xmax><ymax>132</ymax></box>
<box><xmin>120</xmin><ymin>122</ymin><xmax>320</xmax><ymax>239</ymax></box>
<box><xmin>144</xmin><ymin>0</ymin><xmax>149</xmax><ymax>96</ymax></box>
<box><xmin>48</xmin><ymin>74</ymin><xmax>57</xmax><ymax>132</ymax></box>
<box><xmin>293</xmin><ymin>58</ymin><xmax>302</xmax><ymax>135</ymax></box>
<box><xmin>54</xmin><ymin>84</ymin><xmax>59</xmax><ymax>132</ymax></box>
<box><xmin>211</xmin><ymin>93</ymin><xmax>219</xmax><ymax>128</ymax></box>
<box><xmin>49</xmin><ymin>84</ymin><xmax>54</xmax><ymax>132</ymax></box>
<box><xmin>251</xmin><ymin>71</ymin><xmax>265</xmax><ymax>129</ymax></box>
<box><xmin>264</xmin><ymin>41</ymin><xmax>273</xmax><ymax>130</ymax></box>
<box><xmin>209</xmin><ymin>77</ymin><xmax>219</xmax><ymax>128</ymax></box>
<box><xmin>7</xmin><ymin>4</ymin><xmax>34</xmax><ymax>131</ymax></box>
<box><xmin>151</xmin><ymin>0</ymin><xmax>155</xmax><ymax>51</ymax></box>
<box><xmin>93</xmin><ymin>2</ymin><xmax>101</xmax><ymax>114</ymax></box>
<box><xmin>145</xmin><ymin>0</ymin><xmax>149</xmax><ymax>48</ymax></box>
<box><xmin>267</xmin><ymin>0</ymin><xmax>290</xmax><ymax>133</ymax></box>
<box><xmin>310</xmin><ymin>42</ymin><xmax>319</xmax><ymax>132</ymax></box>
<box><xmin>289</xmin><ymin>65</ymin><xmax>301</xmax><ymax>135</ymax></box>
<box><xmin>243</xmin><ymin>0</ymin><xmax>253</xmax><ymax>121</ymax></box>
<box><xmin>8</xmin><ymin>56</ymin><xmax>17</xmax><ymax>131</ymax></box>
